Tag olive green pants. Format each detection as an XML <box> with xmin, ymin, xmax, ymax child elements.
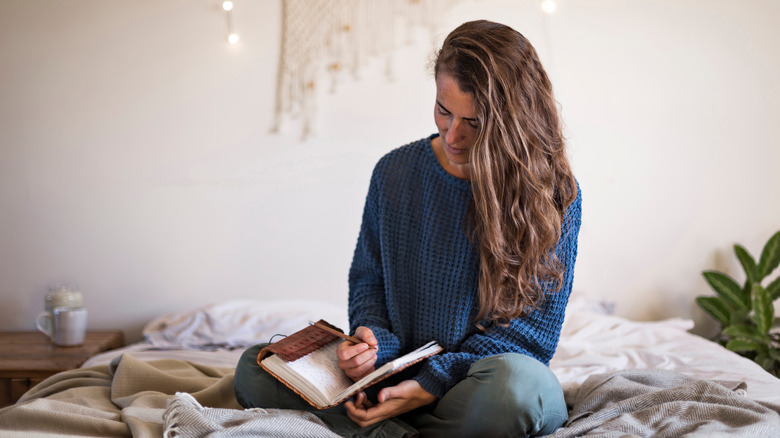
<box><xmin>234</xmin><ymin>344</ymin><xmax>567</xmax><ymax>437</ymax></box>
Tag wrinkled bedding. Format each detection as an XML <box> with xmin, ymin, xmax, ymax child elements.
<box><xmin>0</xmin><ymin>355</ymin><xmax>239</xmax><ymax>437</ymax></box>
<box><xmin>2</xmin><ymin>298</ymin><xmax>780</xmax><ymax>437</ymax></box>
<box><xmin>543</xmin><ymin>370</ymin><xmax>780</xmax><ymax>437</ymax></box>
<box><xmin>552</xmin><ymin>301</ymin><xmax>780</xmax><ymax>405</ymax></box>
<box><xmin>163</xmin><ymin>392</ymin><xmax>340</xmax><ymax>438</ymax></box>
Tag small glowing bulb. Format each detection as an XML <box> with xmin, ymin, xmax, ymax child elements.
<box><xmin>222</xmin><ymin>1</ymin><xmax>234</xmax><ymax>11</ymax></box>
<box><xmin>228</xmin><ymin>33</ymin><xmax>239</xmax><ymax>44</ymax></box>
<box><xmin>541</xmin><ymin>0</ymin><xmax>557</xmax><ymax>14</ymax></box>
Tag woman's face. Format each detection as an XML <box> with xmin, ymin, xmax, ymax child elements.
<box><xmin>433</xmin><ymin>72</ymin><xmax>479</xmax><ymax>167</ymax></box>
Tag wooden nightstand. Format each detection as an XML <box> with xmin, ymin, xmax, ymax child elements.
<box><xmin>0</xmin><ymin>331</ymin><xmax>124</xmax><ymax>407</ymax></box>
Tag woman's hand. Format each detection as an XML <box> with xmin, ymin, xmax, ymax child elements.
<box><xmin>344</xmin><ymin>380</ymin><xmax>437</xmax><ymax>427</ymax></box>
<box><xmin>337</xmin><ymin>326</ymin><xmax>378</xmax><ymax>381</ymax></box>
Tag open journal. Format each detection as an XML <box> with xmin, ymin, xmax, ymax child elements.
<box><xmin>256</xmin><ymin>320</ymin><xmax>443</xmax><ymax>410</ymax></box>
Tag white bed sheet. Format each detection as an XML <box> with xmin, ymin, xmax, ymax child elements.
<box><xmin>83</xmin><ymin>343</ymin><xmax>246</xmax><ymax>369</ymax></box>
<box><xmin>552</xmin><ymin>299</ymin><xmax>780</xmax><ymax>405</ymax></box>
<box><xmin>82</xmin><ymin>298</ymin><xmax>780</xmax><ymax>406</ymax></box>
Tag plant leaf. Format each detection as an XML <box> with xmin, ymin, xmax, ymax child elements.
<box><xmin>723</xmin><ymin>324</ymin><xmax>766</xmax><ymax>342</ymax></box>
<box><xmin>726</xmin><ymin>339</ymin><xmax>759</xmax><ymax>352</ymax></box>
<box><xmin>754</xmin><ymin>354</ymin><xmax>776</xmax><ymax>372</ymax></box>
<box><xmin>696</xmin><ymin>296</ymin><xmax>730</xmax><ymax>325</ymax></box>
<box><xmin>702</xmin><ymin>271</ymin><xmax>749</xmax><ymax>311</ymax></box>
<box><xmin>766</xmin><ymin>276</ymin><xmax>780</xmax><ymax>301</ymax></box>
<box><xmin>728</xmin><ymin>309</ymin><xmax>749</xmax><ymax>326</ymax></box>
<box><xmin>734</xmin><ymin>244</ymin><xmax>758</xmax><ymax>285</ymax></box>
<box><xmin>752</xmin><ymin>284</ymin><xmax>774</xmax><ymax>334</ymax></box>
<box><xmin>758</xmin><ymin>231</ymin><xmax>780</xmax><ymax>280</ymax></box>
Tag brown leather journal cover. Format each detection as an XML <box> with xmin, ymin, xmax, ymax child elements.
<box><xmin>259</xmin><ymin>319</ymin><xmax>341</xmax><ymax>362</ymax></box>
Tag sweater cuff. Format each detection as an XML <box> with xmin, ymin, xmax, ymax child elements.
<box><xmin>367</xmin><ymin>326</ymin><xmax>401</xmax><ymax>366</ymax></box>
<box><xmin>413</xmin><ymin>369</ymin><xmax>449</xmax><ymax>399</ymax></box>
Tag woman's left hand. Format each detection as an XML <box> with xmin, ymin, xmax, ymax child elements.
<box><xmin>344</xmin><ymin>380</ymin><xmax>436</xmax><ymax>427</ymax></box>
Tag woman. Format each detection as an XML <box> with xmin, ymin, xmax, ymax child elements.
<box><xmin>235</xmin><ymin>20</ymin><xmax>581</xmax><ymax>437</ymax></box>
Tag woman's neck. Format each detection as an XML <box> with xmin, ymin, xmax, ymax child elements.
<box><xmin>431</xmin><ymin>136</ymin><xmax>471</xmax><ymax>180</ymax></box>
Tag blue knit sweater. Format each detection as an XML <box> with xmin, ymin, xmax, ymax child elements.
<box><xmin>348</xmin><ymin>134</ymin><xmax>582</xmax><ymax>398</ymax></box>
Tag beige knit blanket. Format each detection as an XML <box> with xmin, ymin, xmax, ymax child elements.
<box><xmin>162</xmin><ymin>392</ymin><xmax>339</xmax><ymax>438</ymax></box>
<box><xmin>0</xmin><ymin>354</ymin><xmax>244</xmax><ymax>437</ymax></box>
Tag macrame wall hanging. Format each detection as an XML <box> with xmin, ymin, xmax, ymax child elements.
<box><xmin>271</xmin><ymin>0</ymin><xmax>558</xmax><ymax>139</ymax></box>
<box><xmin>272</xmin><ymin>0</ymin><xmax>465</xmax><ymax>140</ymax></box>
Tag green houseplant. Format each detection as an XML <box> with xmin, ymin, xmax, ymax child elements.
<box><xmin>696</xmin><ymin>231</ymin><xmax>780</xmax><ymax>377</ymax></box>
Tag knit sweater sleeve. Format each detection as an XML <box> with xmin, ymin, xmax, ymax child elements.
<box><xmin>347</xmin><ymin>162</ymin><xmax>402</xmax><ymax>364</ymax></box>
<box><xmin>414</xmin><ymin>190</ymin><xmax>583</xmax><ymax>398</ymax></box>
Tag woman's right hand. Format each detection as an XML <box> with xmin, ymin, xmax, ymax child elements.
<box><xmin>337</xmin><ymin>326</ymin><xmax>378</xmax><ymax>381</ymax></box>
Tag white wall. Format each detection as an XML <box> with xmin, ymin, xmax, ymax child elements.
<box><xmin>1</xmin><ymin>0</ymin><xmax>778</xmax><ymax>342</ymax></box>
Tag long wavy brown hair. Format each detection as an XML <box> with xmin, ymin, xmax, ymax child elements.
<box><xmin>434</xmin><ymin>20</ymin><xmax>578</xmax><ymax>327</ymax></box>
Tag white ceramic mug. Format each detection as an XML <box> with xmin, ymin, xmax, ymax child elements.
<box><xmin>36</xmin><ymin>307</ymin><xmax>88</xmax><ymax>346</ymax></box>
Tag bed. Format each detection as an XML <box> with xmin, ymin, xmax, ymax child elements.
<box><xmin>1</xmin><ymin>296</ymin><xmax>779</xmax><ymax>437</ymax></box>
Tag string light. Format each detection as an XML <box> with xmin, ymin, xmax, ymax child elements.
<box><xmin>541</xmin><ymin>0</ymin><xmax>557</xmax><ymax>14</ymax></box>
<box><xmin>223</xmin><ymin>1</ymin><xmax>239</xmax><ymax>44</ymax></box>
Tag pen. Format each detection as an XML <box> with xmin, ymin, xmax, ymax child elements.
<box><xmin>308</xmin><ymin>321</ymin><xmax>376</xmax><ymax>348</ymax></box>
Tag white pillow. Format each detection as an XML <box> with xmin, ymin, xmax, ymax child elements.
<box><xmin>143</xmin><ymin>299</ymin><xmax>349</xmax><ymax>349</ymax></box>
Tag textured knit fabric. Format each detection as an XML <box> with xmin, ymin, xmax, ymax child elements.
<box><xmin>348</xmin><ymin>134</ymin><xmax>582</xmax><ymax>398</ymax></box>
<box><xmin>543</xmin><ymin>370</ymin><xmax>780</xmax><ymax>438</ymax></box>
